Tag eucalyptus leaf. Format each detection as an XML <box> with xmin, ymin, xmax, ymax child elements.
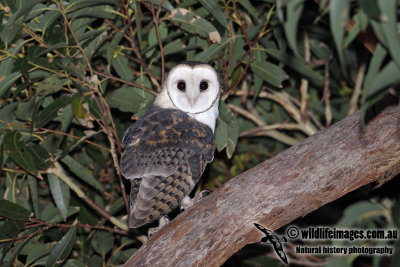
<box><xmin>61</xmin><ymin>155</ymin><xmax>103</xmax><ymax>192</ymax></box>
<box><xmin>46</xmin><ymin>225</ymin><xmax>77</xmax><ymax>267</ymax></box>
<box><xmin>107</xmin><ymin>86</ymin><xmax>144</xmax><ymax>113</ymax></box>
<box><xmin>36</xmin><ymin>95</ymin><xmax>71</xmax><ymax>128</ymax></box>
<box><xmin>91</xmin><ymin>231</ymin><xmax>115</xmax><ymax>257</ymax></box>
<box><xmin>111</xmin><ymin>55</ymin><xmax>134</xmax><ymax>81</ymax></box>
<box><xmin>3</xmin><ymin>131</ymin><xmax>37</xmax><ymax>175</ymax></box>
<box><xmin>48</xmin><ymin>174</ymin><xmax>70</xmax><ymax>219</ymax></box>
<box><xmin>215</xmin><ymin>118</ymin><xmax>239</xmax><ymax>159</ymax></box>
<box><xmin>282</xmin><ymin>0</ymin><xmax>305</xmax><ymax>57</ymax></box>
<box><xmin>250</xmin><ymin>60</ymin><xmax>288</xmax><ymax>88</ymax></box>
<box><xmin>329</xmin><ymin>0</ymin><xmax>350</xmax><ymax>72</ymax></box>
<box><xmin>199</xmin><ymin>0</ymin><xmax>227</xmax><ymax>27</ymax></box>
<box><xmin>169</xmin><ymin>8</ymin><xmax>220</xmax><ymax>39</ymax></box>
<box><xmin>0</xmin><ymin>199</ymin><xmax>30</xmax><ymax>221</ymax></box>
<box><xmin>0</xmin><ymin>72</ymin><xmax>22</xmax><ymax>98</ymax></box>
<box><xmin>28</xmin><ymin>175</ymin><xmax>41</xmax><ymax>219</ymax></box>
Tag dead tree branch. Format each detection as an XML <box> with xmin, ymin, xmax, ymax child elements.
<box><xmin>125</xmin><ymin>105</ymin><xmax>400</xmax><ymax>266</ymax></box>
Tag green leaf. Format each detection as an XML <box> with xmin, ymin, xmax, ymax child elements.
<box><xmin>25</xmin><ymin>244</ymin><xmax>52</xmax><ymax>266</ymax></box>
<box><xmin>147</xmin><ymin>0</ymin><xmax>174</xmax><ymax>11</ymax></box>
<box><xmin>66</xmin><ymin>0</ymin><xmax>119</xmax><ymax>11</ymax></box>
<box><xmin>250</xmin><ymin>60</ymin><xmax>289</xmax><ymax>88</ymax></box>
<box><xmin>0</xmin><ymin>219</ymin><xmax>25</xmax><ymax>238</ymax></box>
<box><xmin>163</xmin><ymin>39</ymin><xmax>186</xmax><ymax>56</ymax></box>
<box><xmin>27</xmin><ymin>144</ymin><xmax>51</xmax><ymax>170</ymax></box>
<box><xmin>265</xmin><ymin>49</ymin><xmax>324</xmax><ymax>87</ymax></box>
<box><xmin>199</xmin><ymin>0</ymin><xmax>228</xmax><ymax>27</ymax></box>
<box><xmin>363</xmin><ymin>61</ymin><xmax>400</xmax><ymax>101</ymax></box>
<box><xmin>38</xmin><ymin>10</ymin><xmax>60</xmax><ymax>31</ymax></box>
<box><xmin>83</xmin><ymin>31</ymin><xmax>108</xmax><ymax>61</ymax></box>
<box><xmin>215</xmin><ymin>118</ymin><xmax>239</xmax><ymax>159</ymax></box>
<box><xmin>16</xmin><ymin>98</ymin><xmax>35</xmax><ymax>121</ymax></box>
<box><xmin>357</xmin><ymin>0</ymin><xmax>381</xmax><ymax>21</ymax></box>
<box><xmin>0</xmin><ymin>72</ymin><xmax>22</xmax><ymax>98</ymax></box>
<box><xmin>91</xmin><ymin>231</ymin><xmax>115</xmax><ymax>258</ymax></box>
<box><xmin>376</xmin><ymin>0</ymin><xmax>400</xmax><ymax>70</ymax></box>
<box><xmin>0</xmin><ymin>23</ymin><xmax>23</xmax><ymax>46</ymax></box>
<box><xmin>169</xmin><ymin>8</ymin><xmax>220</xmax><ymax>39</ymax></box>
<box><xmin>0</xmin><ymin>199</ymin><xmax>30</xmax><ymax>221</ymax></box>
<box><xmin>194</xmin><ymin>39</ymin><xmax>229</xmax><ymax>63</ymax></box>
<box><xmin>36</xmin><ymin>95</ymin><xmax>71</xmax><ymax>128</ymax></box>
<box><xmin>36</xmin><ymin>76</ymin><xmax>62</xmax><ymax>96</ymax></box>
<box><xmin>282</xmin><ymin>0</ymin><xmax>305</xmax><ymax>57</ymax></box>
<box><xmin>336</xmin><ymin>201</ymin><xmax>383</xmax><ymax>227</ymax></box>
<box><xmin>229</xmin><ymin>38</ymin><xmax>245</xmax><ymax>75</ymax></box>
<box><xmin>218</xmin><ymin>100</ymin><xmax>235</xmax><ymax>126</ymax></box>
<box><xmin>107</xmin><ymin>86</ymin><xmax>144</xmax><ymax>113</ymax></box>
<box><xmin>5</xmin><ymin>0</ymin><xmax>45</xmax><ymax>25</ymax></box>
<box><xmin>3</xmin><ymin>131</ymin><xmax>37</xmax><ymax>175</ymax></box>
<box><xmin>111</xmin><ymin>55</ymin><xmax>134</xmax><ymax>81</ymax></box>
<box><xmin>48</xmin><ymin>174</ymin><xmax>70</xmax><ymax>220</ymax></box>
<box><xmin>329</xmin><ymin>0</ymin><xmax>350</xmax><ymax>71</ymax></box>
<box><xmin>41</xmin><ymin>205</ymin><xmax>80</xmax><ymax>224</ymax></box>
<box><xmin>106</xmin><ymin>31</ymin><xmax>124</xmax><ymax>64</ymax></box>
<box><xmin>146</xmin><ymin>23</ymin><xmax>168</xmax><ymax>58</ymax></box>
<box><xmin>61</xmin><ymin>155</ymin><xmax>103</xmax><ymax>192</ymax></box>
<box><xmin>28</xmin><ymin>175</ymin><xmax>41</xmax><ymax>219</ymax></box>
<box><xmin>363</xmin><ymin>43</ymin><xmax>387</xmax><ymax>87</ymax></box>
<box><xmin>46</xmin><ymin>225</ymin><xmax>77</xmax><ymax>267</ymax></box>
<box><xmin>0</xmin><ymin>102</ymin><xmax>19</xmax><ymax>125</ymax></box>
<box><xmin>71</xmin><ymin>95</ymin><xmax>87</xmax><ymax>119</ymax></box>
<box><xmin>237</xmin><ymin>0</ymin><xmax>258</xmax><ymax>21</ymax></box>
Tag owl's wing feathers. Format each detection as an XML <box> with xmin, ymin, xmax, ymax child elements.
<box><xmin>121</xmin><ymin>106</ymin><xmax>214</xmax><ymax>179</ymax></box>
<box><xmin>121</xmin><ymin>106</ymin><xmax>215</xmax><ymax>228</ymax></box>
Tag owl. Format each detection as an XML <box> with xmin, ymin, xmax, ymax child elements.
<box><xmin>120</xmin><ymin>62</ymin><xmax>220</xmax><ymax>228</ymax></box>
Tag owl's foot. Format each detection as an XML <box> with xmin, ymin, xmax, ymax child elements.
<box><xmin>180</xmin><ymin>190</ymin><xmax>210</xmax><ymax>211</ymax></box>
<box><xmin>148</xmin><ymin>216</ymin><xmax>170</xmax><ymax>238</ymax></box>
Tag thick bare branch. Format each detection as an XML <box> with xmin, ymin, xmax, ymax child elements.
<box><xmin>125</xmin><ymin>105</ymin><xmax>400</xmax><ymax>267</ymax></box>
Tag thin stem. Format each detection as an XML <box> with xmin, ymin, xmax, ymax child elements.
<box><xmin>47</xmin><ymin>162</ymin><xmax>128</xmax><ymax>231</ymax></box>
<box><xmin>55</xmin><ymin>0</ymin><xmax>94</xmax><ymax>77</ymax></box>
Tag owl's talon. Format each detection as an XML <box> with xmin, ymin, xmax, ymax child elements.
<box><xmin>180</xmin><ymin>190</ymin><xmax>211</xmax><ymax>211</ymax></box>
<box><xmin>148</xmin><ymin>216</ymin><xmax>170</xmax><ymax>238</ymax></box>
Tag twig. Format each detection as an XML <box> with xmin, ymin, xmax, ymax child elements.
<box><xmin>322</xmin><ymin>59</ymin><xmax>332</xmax><ymax>126</ymax></box>
<box><xmin>55</xmin><ymin>0</ymin><xmax>94</xmax><ymax>77</ymax></box>
<box><xmin>94</xmin><ymin>70</ymin><xmax>157</xmax><ymax>96</ymax></box>
<box><xmin>26</xmin><ymin>218</ymin><xmax>128</xmax><ymax>235</ymax></box>
<box><xmin>148</xmin><ymin>0</ymin><xmax>165</xmax><ymax>82</ymax></box>
<box><xmin>222</xmin><ymin>1</ymin><xmax>254</xmax><ymax>99</ymax></box>
<box><xmin>47</xmin><ymin>162</ymin><xmax>128</xmax><ymax>231</ymax></box>
<box><xmin>348</xmin><ymin>63</ymin><xmax>366</xmax><ymax>115</ymax></box>
<box><xmin>228</xmin><ymin>103</ymin><xmax>298</xmax><ymax>146</ymax></box>
<box><xmin>300</xmin><ymin>32</ymin><xmax>310</xmax><ymax>122</ymax></box>
<box><xmin>239</xmin><ymin>123</ymin><xmax>301</xmax><ymax>137</ymax></box>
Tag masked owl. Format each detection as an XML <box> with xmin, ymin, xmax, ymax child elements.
<box><xmin>120</xmin><ymin>62</ymin><xmax>220</xmax><ymax>228</ymax></box>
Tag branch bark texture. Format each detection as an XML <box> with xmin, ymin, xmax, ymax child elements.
<box><xmin>125</xmin><ymin>105</ymin><xmax>400</xmax><ymax>267</ymax></box>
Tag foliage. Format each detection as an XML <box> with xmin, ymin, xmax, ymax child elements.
<box><xmin>0</xmin><ymin>0</ymin><xmax>399</xmax><ymax>266</ymax></box>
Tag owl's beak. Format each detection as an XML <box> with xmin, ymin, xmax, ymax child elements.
<box><xmin>187</xmin><ymin>96</ymin><xmax>199</xmax><ymax>107</ymax></box>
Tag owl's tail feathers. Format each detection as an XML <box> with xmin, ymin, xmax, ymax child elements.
<box><xmin>129</xmin><ymin>209</ymin><xmax>153</xmax><ymax>228</ymax></box>
<box><xmin>128</xmin><ymin>179</ymin><xmax>152</xmax><ymax>228</ymax></box>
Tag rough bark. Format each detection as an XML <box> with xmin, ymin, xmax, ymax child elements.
<box><xmin>125</xmin><ymin>105</ymin><xmax>400</xmax><ymax>267</ymax></box>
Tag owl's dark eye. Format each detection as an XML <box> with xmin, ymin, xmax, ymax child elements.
<box><xmin>200</xmin><ymin>80</ymin><xmax>208</xmax><ymax>91</ymax></box>
<box><xmin>177</xmin><ymin>81</ymin><xmax>186</xmax><ymax>91</ymax></box>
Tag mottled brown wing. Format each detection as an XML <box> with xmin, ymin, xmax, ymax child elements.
<box><xmin>129</xmin><ymin>156</ymin><xmax>207</xmax><ymax>228</ymax></box>
<box><xmin>121</xmin><ymin>106</ymin><xmax>214</xmax><ymax>228</ymax></box>
<box><xmin>121</xmin><ymin>106</ymin><xmax>214</xmax><ymax>179</ymax></box>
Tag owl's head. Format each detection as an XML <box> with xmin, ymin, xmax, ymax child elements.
<box><xmin>155</xmin><ymin>62</ymin><xmax>220</xmax><ymax>130</ymax></box>
<box><xmin>161</xmin><ymin>61</ymin><xmax>219</xmax><ymax>114</ymax></box>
